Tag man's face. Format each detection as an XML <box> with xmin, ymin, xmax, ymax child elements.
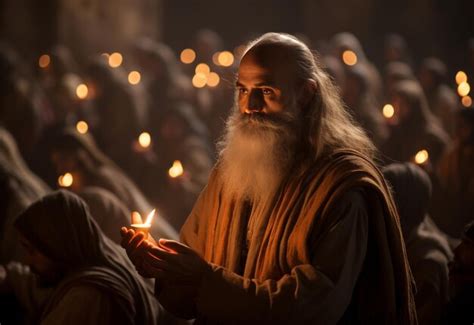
<box><xmin>236</xmin><ymin>54</ymin><xmax>290</xmax><ymax>116</ymax></box>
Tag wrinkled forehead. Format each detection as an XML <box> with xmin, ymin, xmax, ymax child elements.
<box><xmin>238</xmin><ymin>43</ymin><xmax>299</xmax><ymax>86</ymax></box>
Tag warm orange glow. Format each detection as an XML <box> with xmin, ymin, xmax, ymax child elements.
<box><xmin>58</xmin><ymin>173</ymin><xmax>74</xmax><ymax>187</ymax></box>
<box><xmin>76</xmin><ymin>121</ymin><xmax>89</xmax><ymax>134</ymax></box>
<box><xmin>39</xmin><ymin>54</ymin><xmax>51</xmax><ymax>68</ymax></box>
<box><xmin>217</xmin><ymin>51</ymin><xmax>234</xmax><ymax>67</ymax></box>
<box><xmin>128</xmin><ymin>71</ymin><xmax>141</xmax><ymax>85</ymax></box>
<box><xmin>192</xmin><ymin>73</ymin><xmax>208</xmax><ymax>88</ymax></box>
<box><xmin>212</xmin><ymin>52</ymin><xmax>221</xmax><ymax>65</ymax></box>
<box><xmin>458</xmin><ymin>82</ymin><xmax>471</xmax><ymax>97</ymax></box>
<box><xmin>180</xmin><ymin>49</ymin><xmax>196</xmax><ymax>64</ymax></box>
<box><xmin>382</xmin><ymin>104</ymin><xmax>395</xmax><ymax>119</ymax></box>
<box><xmin>144</xmin><ymin>209</ymin><xmax>156</xmax><ymax>226</ymax></box>
<box><xmin>414</xmin><ymin>150</ymin><xmax>429</xmax><ymax>165</ymax></box>
<box><xmin>342</xmin><ymin>50</ymin><xmax>358</xmax><ymax>66</ymax></box>
<box><xmin>169</xmin><ymin>160</ymin><xmax>184</xmax><ymax>178</ymax></box>
<box><xmin>462</xmin><ymin>96</ymin><xmax>472</xmax><ymax>107</ymax></box>
<box><xmin>138</xmin><ymin>132</ymin><xmax>151</xmax><ymax>148</ymax></box>
<box><xmin>195</xmin><ymin>63</ymin><xmax>210</xmax><ymax>75</ymax></box>
<box><xmin>455</xmin><ymin>71</ymin><xmax>468</xmax><ymax>85</ymax></box>
<box><xmin>207</xmin><ymin>72</ymin><xmax>220</xmax><ymax>87</ymax></box>
<box><xmin>101</xmin><ymin>53</ymin><xmax>110</xmax><ymax>60</ymax></box>
<box><xmin>108</xmin><ymin>52</ymin><xmax>123</xmax><ymax>68</ymax></box>
<box><xmin>76</xmin><ymin>84</ymin><xmax>88</xmax><ymax>99</ymax></box>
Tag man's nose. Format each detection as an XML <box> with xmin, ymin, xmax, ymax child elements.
<box><xmin>247</xmin><ymin>89</ymin><xmax>264</xmax><ymax>112</ymax></box>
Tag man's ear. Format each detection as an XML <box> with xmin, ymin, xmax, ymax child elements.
<box><xmin>298</xmin><ymin>79</ymin><xmax>317</xmax><ymax>109</ymax></box>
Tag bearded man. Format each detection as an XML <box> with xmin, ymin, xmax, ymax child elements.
<box><xmin>121</xmin><ymin>33</ymin><xmax>417</xmax><ymax>324</ymax></box>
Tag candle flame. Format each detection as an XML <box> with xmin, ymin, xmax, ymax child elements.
<box><xmin>144</xmin><ymin>209</ymin><xmax>156</xmax><ymax>226</ymax></box>
<box><xmin>342</xmin><ymin>50</ymin><xmax>357</xmax><ymax>66</ymax></box>
<box><xmin>414</xmin><ymin>150</ymin><xmax>429</xmax><ymax>165</ymax></box>
<box><xmin>382</xmin><ymin>104</ymin><xmax>395</xmax><ymax>118</ymax></box>
<box><xmin>58</xmin><ymin>173</ymin><xmax>74</xmax><ymax>187</ymax></box>
<box><xmin>169</xmin><ymin>160</ymin><xmax>184</xmax><ymax>178</ymax></box>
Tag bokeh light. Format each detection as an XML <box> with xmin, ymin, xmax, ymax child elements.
<box><xmin>462</xmin><ymin>96</ymin><xmax>472</xmax><ymax>107</ymax></box>
<box><xmin>76</xmin><ymin>121</ymin><xmax>89</xmax><ymax>134</ymax></box>
<box><xmin>414</xmin><ymin>150</ymin><xmax>429</xmax><ymax>165</ymax></box>
<box><xmin>207</xmin><ymin>72</ymin><xmax>220</xmax><ymax>87</ymax></box>
<box><xmin>458</xmin><ymin>82</ymin><xmax>471</xmax><ymax>97</ymax></box>
<box><xmin>195</xmin><ymin>63</ymin><xmax>211</xmax><ymax>75</ymax></box>
<box><xmin>455</xmin><ymin>71</ymin><xmax>468</xmax><ymax>85</ymax></box>
<box><xmin>217</xmin><ymin>51</ymin><xmax>234</xmax><ymax>67</ymax></box>
<box><xmin>180</xmin><ymin>49</ymin><xmax>196</xmax><ymax>64</ymax></box>
<box><xmin>109</xmin><ymin>52</ymin><xmax>123</xmax><ymax>68</ymax></box>
<box><xmin>192</xmin><ymin>73</ymin><xmax>208</xmax><ymax>88</ymax></box>
<box><xmin>128</xmin><ymin>71</ymin><xmax>141</xmax><ymax>85</ymax></box>
<box><xmin>382</xmin><ymin>104</ymin><xmax>395</xmax><ymax>119</ymax></box>
<box><xmin>138</xmin><ymin>132</ymin><xmax>151</xmax><ymax>148</ymax></box>
<box><xmin>342</xmin><ymin>50</ymin><xmax>358</xmax><ymax>66</ymax></box>
<box><xmin>169</xmin><ymin>160</ymin><xmax>184</xmax><ymax>178</ymax></box>
<box><xmin>76</xmin><ymin>84</ymin><xmax>88</xmax><ymax>99</ymax></box>
<box><xmin>38</xmin><ymin>54</ymin><xmax>51</xmax><ymax>68</ymax></box>
<box><xmin>58</xmin><ymin>173</ymin><xmax>74</xmax><ymax>187</ymax></box>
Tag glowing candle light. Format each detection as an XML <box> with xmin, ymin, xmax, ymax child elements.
<box><xmin>180</xmin><ymin>49</ymin><xmax>196</xmax><ymax>64</ymax></box>
<box><xmin>128</xmin><ymin>71</ymin><xmax>141</xmax><ymax>85</ymax></box>
<box><xmin>76</xmin><ymin>84</ymin><xmax>88</xmax><ymax>99</ymax></box>
<box><xmin>414</xmin><ymin>150</ymin><xmax>429</xmax><ymax>165</ymax></box>
<box><xmin>192</xmin><ymin>73</ymin><xmax>208</xmax><ymax>88</ymax></box>
<box><xmin>76</xmin><ymin>121</ymin><xmax>89</xmax><ymax>134</ymax></box>
<box><xmin>130</xmin><ymin>209</ymin><xmax>155</xmax><ymax>237</ymax></box>
<box><xmin>138</xmin><ymin>132</ymin><xmax>151</xmax><ymax>148</ymax></box>
<box><xmin>195</xmin><ymin>63</ymin><xmax>210</xmax><ymax>75</ymax></box>
<box><xmin>217</xmin><ymin>51</ymin><xmax>234</xmax><ymax>67</ymax></box>
<box><xmin>342</xmin><ymin>50</ymin><xmax>358</xmax><ymax>66</ymax></box>
<box><xmin>38</xmin><ymin>54</ymin><xmax>51</xmax><ymax>68</ymax></box>
<box><xmin>212</xmin><ymin>52</ymin><xmax>221</xmax><ymax>65</ymax></box>
<box><xmin>382</xmin><ymin>104</ymin><xmax>395</xmax><ymax>119</ymax></box>
<box><xmin>462</xmin><ymin>96</ymin><xmax>472</xmax><ymax>107</ymax></box>
<box><xmin>169</xmin><ymin>160</ymin><xmax>184</xmax><ymax>178</ymax></box>
<box><xmin>108</xmin><ymin>52</ymin><xmax>123</xmax><ymax>68</ymax></box>
<box><xmin>455</xmin><ymin>71</ymin><xmax>468</xmax><ymax>85</ymax></box>
<box><xmin>58</xmin><ymin>173</ymin><xmax>74</xmax><ymax>187</ymax></box>
<box><xmin>458</xmin><ymin>82</ymin><xmax>471</xmax><ymax>97</ymax></box>
<box><xmin>207</xmin><ymin>72</ymin><xmax>220</xmax><ymax>87</ymax></box>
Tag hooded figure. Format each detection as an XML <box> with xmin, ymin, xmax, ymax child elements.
<box><xmin>12</xmin><ymin>190</ymin><xmax>160</xmax><ymax>324</ymax></box>
<box><xmin>384</xmin><ymin>163</ymin><xmax>452</xmax><ymax>325</ymax></box>
<box><xmin>0</xmin><ymin>127</ymin><xmax>50</xmax><ymax>263</ymax></box>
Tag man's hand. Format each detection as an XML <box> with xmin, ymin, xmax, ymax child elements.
<box><xmin>142</xmin><ymin>239</ymin><xmax>211</xmax><ymax>285</ymax></box>
<box><xmin>120</xmin><ymin>227</ymin><xmax>157</xmax><ymax>278</ymax></box>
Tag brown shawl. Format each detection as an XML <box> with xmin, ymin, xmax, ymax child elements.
<box><xmin>180</xmin><ymin>149</ymin><xmax>417</xmax><ymax>324</ymax></box>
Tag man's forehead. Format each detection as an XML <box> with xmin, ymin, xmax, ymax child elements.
<box><xmin>237</xmin><ymin>53</ymin><xmax>291</xmax><ymax>85</ymax></box>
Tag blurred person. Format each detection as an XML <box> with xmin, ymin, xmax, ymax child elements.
<box><xmin>381</xmin><ymin>80</ymin><xmax>450</xmax><ymax>169</ymax></box>
<box><xmin>321</xmin><ymin>55</ymin><xmax>346</xmax><ymax>91</ymax></box>
<box><xmin>343</xmin><ymin>63</ymin><xmax>388</xmax><ymax>146</ymax></box>
<box><xmin>121</xmin><ymin>33</ymin><xmax>416</xmax><ymax>324</ymax></box>
<box><xmin>442</xmin><ymin>220</ymin><xmax>474</xmax><ymax>324</ymax></box>
<box><xmin>330</xmin><ymin>32</ymin><xmax>384</xmax><ymax>104</ymax></box>
<box><xmin>0</xmin><ymin>190</ymin><xmax>161</xmax><ymax>324</ymax></box>
<box><xmin>384</xmin><ymin>61</ymin><xmax>416</xmax><ymax>99</ymax></box>
<box><xmin>150</xmin><ymin>105</ymin><xmax>213</xmax><ymax>230</ymax></box>
<box><xmin>383</xmin><ymin>33</ymin><xmax>414</xmax><ymax>66</ymax></box>
<box><xmin>49</xmin><ymin>129</ymin><xmax>178</xmax><ymax>240</ymax></box>
<box><xmin>85</xmin><ymin>57</ymin><xmax>148</xmax><ymax>176</ymax></box>
<box><xmin>384</xmin><ymin>163</ymin><xmax>452</xmax><ymax>325</ymax></box>
<box><xmin>433</xmin><ymin>107</ymin><xmax>474</xmax><ymax>241</ymax></box>
<box><xmin>0</xmin><ymin>127</ymin><xmax>50</xmax><ymax>263</ymax></box>
<box><xmin>418</xmin><ymin>57</ymin><xmax>459</xmax><ymax>136</ymax></box>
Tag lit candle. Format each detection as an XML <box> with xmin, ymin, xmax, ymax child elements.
<box><xmin>130</xmin><ymin>209</ymin><xmax>155</xmax><ymax>238</ymax></box>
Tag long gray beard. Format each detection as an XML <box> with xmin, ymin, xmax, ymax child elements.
<box><xmin>218</xmin><ymin>106</ymin><xmax>300</xmax><ymax>203</ymax></box>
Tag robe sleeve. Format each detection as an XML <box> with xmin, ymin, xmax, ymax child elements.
<box><xmin>161</xmin><ymin>189</ymin><xmax>369</xmax><ymax>323</ymax></box>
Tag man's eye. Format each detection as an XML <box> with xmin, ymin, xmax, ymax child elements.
<box><xmin>238</xmin><ymin>88</ymin><xmax>248</xmax><ymax>94</ymax></box>
<box><xmin>262</xmin><ymin>88</ymin><xmax>273</xmax><ymax>95</ymax></box>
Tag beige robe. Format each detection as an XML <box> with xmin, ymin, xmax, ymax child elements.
<box><xmin>157</xmin><ymin>150</ymin><xmax>417</xmax><ymax>324</ymax></box>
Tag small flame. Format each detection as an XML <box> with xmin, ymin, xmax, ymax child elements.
<box><xmin>144</xmin><ymin>209</ymin><xmax>156</xmax><ymax>226</ymax></box>
<box><xmin>342</xmin><ymin>50</ymin><xmax>358</xmax><ymax>66</ymax></box>
<box><xmin>382</xmin><ymin>104</ymin><xmax>395</xmax><ymax>119</ymax></box>
<box><xmin>414</xmin><ymin>150</ymin><xmax>429</xmax><ymax>165</ymax></box>
<box><xmin>168</xmin><ymin>160</ymin><xmax>184</xmax><ymax>178</ymax></box>
<box><xmin>138</xmin><ymin>132</ymin><xmax>151</xmax><ymax>148</ymax></box>
<box><xmin>58</xmin><ymin>173</ymin><xmax>74</xmax><ymax>187</ymax></box>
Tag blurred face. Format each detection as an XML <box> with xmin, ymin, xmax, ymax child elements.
<box><xmin>19</xmin><ymin>235</ymin><xmax>64</xmax><ymax>287</ymax></box>
<box><xmin>392</xmin><ymin>94</ymin><xmax>410</xmax><ymax>123</ymax></box>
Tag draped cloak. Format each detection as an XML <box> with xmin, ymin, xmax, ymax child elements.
<box><xmin>158</xmin><ymin>150</ymin><xmax>417</xmax><ymax>324</ymax></box>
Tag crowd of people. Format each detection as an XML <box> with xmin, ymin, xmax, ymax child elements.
<box><xmin>0</xmin><ymin>28</ymin><xmax>473</xmax><ymax>324</ymax></box>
